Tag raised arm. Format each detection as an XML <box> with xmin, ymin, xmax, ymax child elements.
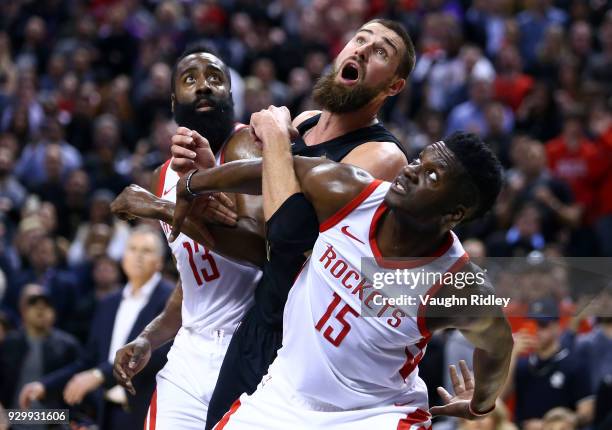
<box><xmin>171</xmin><ymin>154</ymin><xmax>373</xmax><ymax>241</ymax></box>
<box><xmin>427</xmin><ymin>263</ymin><xmax>513</xmax><ymax>420</ymax></box>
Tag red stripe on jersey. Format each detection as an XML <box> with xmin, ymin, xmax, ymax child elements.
<box><xmin>148</xmin><ymin>389</ymin><xmax>157</xmax><ymax>430</ymax></box>
<box><xmin>219</xmin><ymin>143</ymin><xmax>227</xmax><ymax>165</ymax></box>
<box><xmin>214</xmin><ymin>399</ymin><xmax>242</xmax><ymax>430</ymax></box>
<box><xmin>369</xmin><ymin>204</ymin><xmax>454</xmax><ymax>269</ymax></box>
<box><xmin>399</xmin><ymin>345</ymin><xmax>426</xmax><ymax>380</ymax></box>
<box><xmin>156</xmin><ymin>159</ymin><xmax>172</xmax><ymax>197</ymax></box>
<box><xmin>416</xmin><ymin>252</ymin><xmax>470</xmax><ymax>338</ymax></box>
<box><xmin>319</xmin><ymin>179</ymin><xmax>383</xmax><ymax>232</ymax></box>
<box><xmin>397</xmin><ymin>408</ymin><xmax>431</xmax><ymax>430</ymax></box>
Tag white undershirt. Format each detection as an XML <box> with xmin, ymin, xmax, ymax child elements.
<box><xmin>107</xmin><ymin>272</ymin><xmax>161</xmax><ymax>363</ymax></box>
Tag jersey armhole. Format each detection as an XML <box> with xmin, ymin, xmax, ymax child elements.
<box><xmin>156</xmin><ymin>159</ymin><xmax>172</xmax><ymax>197</ymax></box>
<box><xmin>416</xmin><ymin>252</ymin><xmax>470</xmax><ymax>338</ymax></box>
<box><xmin>319</xmin><ymin>179</ymin><xmax>383</xmax><ymax>232</ymax></box>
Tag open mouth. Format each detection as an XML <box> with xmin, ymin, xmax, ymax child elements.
<box><xmin>195</xmin><ymin>99</ymin><xmax>214</xmax><ymax>111</ymax></box>
<box><xmin>392</xmin><ymin>176</ymin><xmax>408</xmax><ymax>195</ymax></box>
<box><xmin>339</xmin><ymin>62</ymin><xmax>360</xmax><ymax>84</ymax></box>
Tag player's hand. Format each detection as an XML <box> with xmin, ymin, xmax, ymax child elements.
<box><xmin>171</xmin><ymin>127</ymin><xmax>217</xmax><ymax>177</ymax></box>
<box><xmin>192</xmin><ymin>192</ymin><xmax>237</xmax><ymax>227</ymax></box>
<box><xmin>429</xmin><ymin>360</ymin><xmax>491</xmax><ymax>420</ymax></box>
<box><xmin>111</xmin><ymin>184</ymin><xmax>158</xmax><ymax>220</ymax></box>
<box><xmin>250</xmin><ymin>106</ymin><xmax>298</xmax><ymax>144</ymax></box>
<box><xmin>63</xmin><ymin>370</ymin><xmax>104</xmax><ymax>405</ymax></box>
<box><xmin>19</xmin><ymin>381</ymin><xmax>46</xmax><ymax>409</ymax></box>
<box><xmin>113</xmin><ymin>337</ymin><xmax>152</xmax><ymax>395</ymax></box>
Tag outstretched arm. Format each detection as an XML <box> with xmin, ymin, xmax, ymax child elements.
<box><xmin>113</xmin><ymin>282</ymin><xmax>182</xmax><ymax>395</ymax></box>
<box><xmin>171</xmin><ymin>154</ymin><xmax>374</xmax><ymax>241</ymax></box>
<box><xmin>427</xmin><ymin>265</ymin><xmax>513</xmax><ymax>420</ymax></box>
<box><xmin>111</xmin><ymin>185</ymin><xmax>266</xmax><ymax>267</ymax></box>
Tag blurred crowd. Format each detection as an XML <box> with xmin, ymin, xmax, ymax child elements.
<box><xmin>0</xmin><ymin>0</ymin><xmax>612</xmax><ymax>429</ymax></box>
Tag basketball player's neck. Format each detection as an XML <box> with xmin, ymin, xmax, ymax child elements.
<box><xmin>305</xmin><ymin>107</ymin><xmax>379</xmax><ymax>145</ymax></box>
<box><xmin>376</xmin><ymin>209</ymin><xmax>449</xmax><ymax>259</ymax></box>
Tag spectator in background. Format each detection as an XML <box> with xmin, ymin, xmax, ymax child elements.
<box><xmin>0</xmin><ymin>145</ymin><xmax>26</xmax><ymax>232</ymax></box>
<box><xmin>457</xmin><ymin>399</ymin><xmax>518</xmax><ymax>430</ymax></box>
<box><xmin>0</xmin><ymin>284</ymin><xmax>81</xmax><ymax>410</ymax></box>
<box><xmin>55</xmin><ymin>169</ymin><xmax>90</xmax><ymax>241</ymax></box>
<box><xmin>547</xmin><ymin>110</ymin><xmax>607</xmax><ymax>252</ymax></box>
<box><xmin>14</xmin><ymin>117</ymin><xmax>81</xmax><ymax>190</ymax></box>
<box><xmin>85</xmin><ymin>114</ymin><xmax>131</xmax><ymax>195</ymax></box>
<box><xmin>19</xmin><ymin>226</ymin><xmax>173</xmax><ymax>430</ymax></box>
<box><xmin>251</xmin><ymin>57</ymin><xmax>289</xmax><ymax>106</ymax></box>
<box><xmin>446</xmin><ymin>67</ymin><xmax>513</xmax><ymax>136</ymax></box>
<box><xmin>517</xmin><ymin>0</ymin><xmax>568</xmax><ymax>68</ymax></box>
<box><xmin>487</xmin><ymin>202</ymin><xmax>546</xmax><ymax>257</ymax></box>
<box><xmin>585</xmin><ymin>11</ymin><xmax>612</xmax><ymax>96</ymax></box>
<box><xmin>68</xmin><ymin>190</ymin><xmax>130</xmax><ymax>266</ymax></box>
<box><xmin>484</xmin><ymin>101</ymin><xmax>513</xmax><ymax>168</ymax></box>
<box><xmin>569</xmin><ymin>21</ymin><xmax>593</xmax><ymax>70</ymax></box>
<box><xmin>516</xmin><ymin>81</ymin><xmax>563</xmax><ymax>142</ymax></box>
<box><xmin>542</xmin><ymin>408</ymin><xmax>577</xmax><ymax>430</ymax></box>
<box><xmin>134</xmin><ymin>61</ymin><xmax>173</xmax><ymax>140</ymax></box>
<box><xmin>10</xmin><ymin>235</ymin><xmax>78</xmax><ymax>332</ymax></box>
<box><xmin>496</xmin><ymin>138</ymin><xmax>580</xmax><ymax>244</ymax></box>
<box><xmin>572</xmin><ymin>290</ymin><xmax>612</xmax><ymax>396</ymax></box>
<box><xmin>589</xmin><ymin>103</ymin><xmax>612</xmax><ymax>257</ymax></box>
<box><xmin>504</xmin><ymin>299</ymin><xmax>594</xmax><ymax>430</ymax></box>
<box><xmin>494</xmin><ymin>44</ymin><xmax>534</xmax><ymax>113</ymax></box>
<box><xmin>1</xmin><ymin>71</ymin><xmax>44</xmax><ymax>144</ymax></box>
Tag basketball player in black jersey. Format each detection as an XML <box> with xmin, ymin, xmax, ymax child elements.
<box><xmin>112</xmin><ymin>19</ymin><xmax>416</xmax><ymax>428</ymax></box>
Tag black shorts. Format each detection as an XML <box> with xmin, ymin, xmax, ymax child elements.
<box><xmin>205</xmin><ymin>193</ymin><xmax>318</xmax><ymax>429</ymax></box>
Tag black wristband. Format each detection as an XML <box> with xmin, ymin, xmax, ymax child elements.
<box><xmin>185</xmin><ymin>170</ymin><xmax>199</xmax><ymax>198</ymax></box>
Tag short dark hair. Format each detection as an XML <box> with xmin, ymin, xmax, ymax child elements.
<box><xmin>444</xmin><ymin>132</ymin><xmax>504</xmax><ymax>221</ymax></box>
<box><xmin>171</xmin><ymin>42</ymin><xmax>229</xmax><ymax>93</ymax></box>
<box><xmin>366</xmin><ymin>19</ymin><xmax>416</xmax><ymax>78</ymax></box>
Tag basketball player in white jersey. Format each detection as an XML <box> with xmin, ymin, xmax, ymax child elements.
<box><xmin>111</xmin><ymin>45</ymin><xmax>263</xmax><ymax>430</ymax></box>
<box><xmin>169</xmin><ymin>106</ymin><xmax>514</xmax><ymax>429</ymax></box>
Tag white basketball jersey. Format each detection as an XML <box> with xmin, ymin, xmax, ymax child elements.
<box><xmin>269</xmin><ymin>180</ymin><xmax>469</xmax><ymax>410</ymax></box>
<box><xmin>156</xmin><ymin>131</ymin><xmax>261</xmax><ymax>334</ymax></box>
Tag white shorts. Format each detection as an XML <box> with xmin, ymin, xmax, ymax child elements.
<box><xmin>145</xmin><ymin>326</ymin><xmax>232</xmax><ymax>429</ymax></box>
<box><xmin>213</xmin><ymin>376</ymin><xmax>432</xmax><ymax>430</ymax></box>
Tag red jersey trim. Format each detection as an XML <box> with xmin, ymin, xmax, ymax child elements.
<box><xmin>368</xmin><ymin>203</ymin><xmax>454</xmax><ymax>269</ymax></box>
<box><xmin>214</xmin><ymin>399</ymin><xmax>241</xmax><ymax>430</ymax></box>
<box><xmin>156</xmin><ymin>159</ymin><xmax>172</xmax><ymax>197</ymax></box>
<box><xmin>416</xmin><ymin>252</ymin><xmax>470</xmax><ymax>338</ymax></box>
<box><xmin>319</xmin><ymin>179</ymin><xmax>383</xmax><ymax>232</ymax></box>
<box><xmin>397</xmin><ymin>408</ymin><xmax>432</xmax><ymax>430</ymax></box>
<box><xmin>398</xmin><ymin>336</ymin><xmax>429</xmax><ymax>380</ymax></box>
<box><xmin>145</xmin><ymin>389</ymin><xmax>157</xmax><ymax>430</ymax></box>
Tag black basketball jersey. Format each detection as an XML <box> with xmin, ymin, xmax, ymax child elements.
<box><xmin>291</xmin><ymin>113</ymin><xmax>404</xmax><ymax>161</ymax></box>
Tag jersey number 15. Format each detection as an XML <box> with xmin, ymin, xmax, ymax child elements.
<box><xmin>315</xmin><ymin>293</ymin><xmax>359</xmax><ymax>347</ymax></box>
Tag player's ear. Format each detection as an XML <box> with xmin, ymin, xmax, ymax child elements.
<box><xmin>171</xmin><ymin>94</ymin><xmax>175</xmax><ymax>113</ymax></box>
<box><xmin>387</xmin><ymin>77</ymin><xmax>405</xmax><ymax>97</ymax></box>
<box><xmin>443</xmin><ymin>205</ymin><xmax>465</xmax><ymax>229</ymax></box>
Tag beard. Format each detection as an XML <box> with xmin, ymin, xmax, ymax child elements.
<box><xmin>173</xmin><ymin>94</ymin><xmax>235</xmax><ymax>154</ymax></box>
<box><xmin>312</xmin><ymin>66</ymin><xmax>390</xmax><ymax>114</ymax></box>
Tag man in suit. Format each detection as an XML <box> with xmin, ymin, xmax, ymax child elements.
<box><xmin>19</xmin><ymin>226</ymin><xmax>173</xmax><ymax>429</ymax></box>
<box><xmin>0</xmin><ymin>284</ymin><xmax>81</xmax><ymax>410</ymax></box>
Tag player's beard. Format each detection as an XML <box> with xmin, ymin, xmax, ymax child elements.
<box><xmin>173</xmin><ymin>95</ymin><xmax>235</xmax><ymax>154</ymax></box>
<box><xmin>312</xmin><ymin>67</ymin><xmax>389</xmax><ymax>114</ymax></box>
